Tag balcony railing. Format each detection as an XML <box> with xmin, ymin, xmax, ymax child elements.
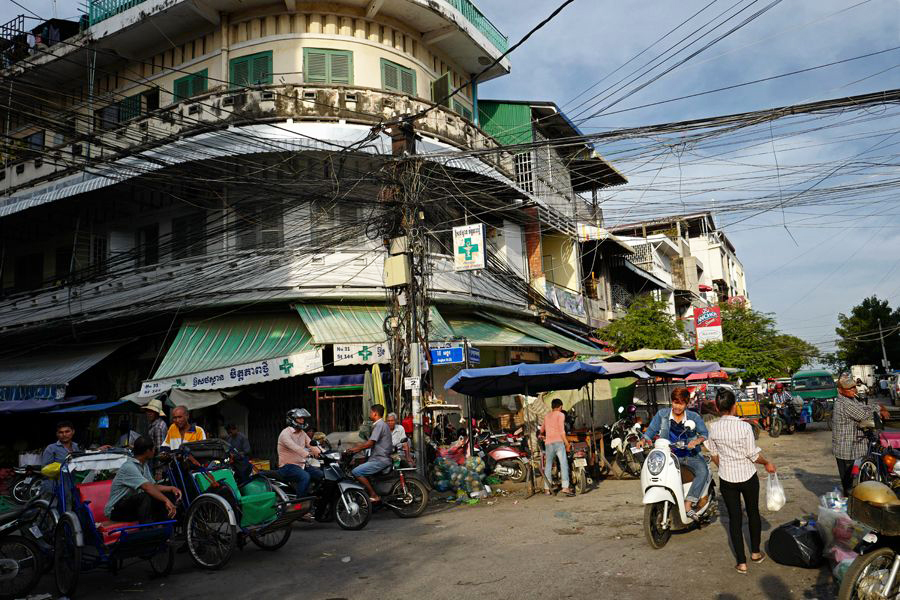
<box><xmin>88</xmin><ymin>0</ymin><xmax>149</xmax><ymax>25</ymax></box>
<box><xmin>444</xmin><ymin>0</ymin><xmax>509</xmax><ymax>52</ymax></box>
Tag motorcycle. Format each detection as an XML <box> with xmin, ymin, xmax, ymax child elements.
<box><xmin>608</xmin><ymin>405</ymin><xmax>645</xmax><ymax>479</ymax></box>
<box><xmin>257</xmin><ymin>442</ymin><xmax>372</xmax><ymax>530</ymax></box>
<box><xmin>476</xmin><ymin>430</ymin><xmax>529</xmax><ymax>483</ymax></box>
<box><xmin>540</xmin><ymin>442</ymin><xmax>589</xmax><ymax>495</ymax></box>
<box><xmin>852</xmin><ymin>416</ymin><xmax>900</xmax><ymax>491</ymax></box>
<box><xmin>8</xmin><ymin>467</ymin><xmax>43</xmax><ymax>505</ymax></box>
<box><xmin>640</xmin><ymin>420</ymin><xmax>717</xmax><ymax>549</ymax></box>
<box><xmin>351</xmin><ymin>439</ymin><xmax>430</xmax><ymax>519</ymax></box>
<box><xmin>0</xmin><ymin>498</ymin><xmax>54</xmax><ymax>599</ymax></box>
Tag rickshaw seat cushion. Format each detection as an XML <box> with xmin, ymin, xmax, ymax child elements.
<box><xmin>880</xmin><ymin>432</ymin><xmax>900</xmax><ymax>449</ymax></box>
<box><xmin>75</xmin><ymin>480</ymin><xmax>138</xmax><ymax>544</ymax></box>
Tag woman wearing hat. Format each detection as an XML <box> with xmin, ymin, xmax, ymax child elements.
<box><xmin>142</xmin><ymin>398</ymin><xmax>168</xmax><ymax>449</ymax></box>
<box><xmin>833</xmin><ymin>374</ymin><xmax>880</xmax><ymax>495</ymax></box>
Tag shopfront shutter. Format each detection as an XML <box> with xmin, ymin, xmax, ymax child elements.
<box><xmin>304</xmin><ymin>49</ymin><xmax>328</xmax><ymax>83</ymax></box>
<box><xmin>329</xmin><ymin>51</ymin><xmax>352</xmax><ymax>85</ymax></box>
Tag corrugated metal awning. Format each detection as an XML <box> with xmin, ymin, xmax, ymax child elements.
<box><xmin>140</xmin><ymin>313</ymin><xmax>323</xmax><ymax>396</ymax></box>
<box><xmin>295</xmin><ymin>304</ymin><xmax>454</xmax><ymax>344</ymax></box>
<box><xmin>446</xmin><ymin>317</ymin><xmax>550</xmax><ymax>347</ymax></box>
<box><xmin>478</xmin><ymin>312</ymin><xmax>605</xmax><ymax>355</ymax></box>
<box><xmin>0</xmin><ymin>342</ymin><xmax>123</xmax><ymax>387</ymax></box>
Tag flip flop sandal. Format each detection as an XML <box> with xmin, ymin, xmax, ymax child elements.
<box><xmin>686</xmin><ymin>509</ymin><xmax>699</xmax><ymax>521</ymax></box>
<box><xmin>735</xmin><ymin>565</ymin><xmax>748</xmax><ymax>574</ymax></box>
<box><xmin>751</xmin><ymin>553</ymin><xmax>766</xmax><ymax>564</ymax></box>
<box><xmin>564</xmin><ymin>490</ymin><xmax>575</xmax><ymax>497</ymax></box>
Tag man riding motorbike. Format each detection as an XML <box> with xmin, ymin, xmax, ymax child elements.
<box><xmin>276</xmin><ymin>408</ymin><xmax>323</xmax><ymax>497</ymax></box>
<box><xmin>345</xmin><ymin>405</ymin><xmax>393</xmax><ymax>503</ymax></box>
<box><xmin>640</xmin><ymin>387</ymin><xmax>711</xmax><ymax>520</ymax></box>
<box><xmin>772</xmin><ymin>383</ymin><xmax>802</xmax><ymax>430</ymax></box>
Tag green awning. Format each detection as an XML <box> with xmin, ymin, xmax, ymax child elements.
<box><xmin>478</xmin><ymin>312</ymin><xmax>605</xmax><ymax>355</ymax></box>
<box><xmin>140</xmin><ymin>314</ymin><xmax>323</xmax><ymax>396</ymax></box>
<box><xmin>294</xmin><ymin>304</ymin><xmax>454</xmax><ymax>344</ymax></box>
<box><xmin>446</xmin><ymin>318</ymin><xmax>551</xmax><ymax>347</ymax></box>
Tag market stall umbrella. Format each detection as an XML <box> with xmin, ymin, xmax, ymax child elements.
<box><xmin>607</xmin><ymin>348</ymin><xmax>693</xmax><ymax>362</ymax></box>
<box><xmin>685</xmin><ymin>370</ymin><xmax>730</xmax><ymax>381</ymax></box>
<box><xmin>644</xmin><ymin>360</ymin><xmax>721</xmax><ymax>378</ymax></box>
<box><xmin>444</xmin><ymin>361</ymin><xmax>618</xmax><ymax>398</ymax></box>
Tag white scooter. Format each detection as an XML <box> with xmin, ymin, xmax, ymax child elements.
<box><xmin>640</xmin><ymin>420</ymin><xmax>717</xmax><ymax>549</ymax></box>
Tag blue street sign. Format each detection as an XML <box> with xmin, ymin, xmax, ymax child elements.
<box><xmin>430</xmin><ymin>347</ymin><xmax>464</xmax><ymax>365</ymax></box>
<box><xmin>468</xmin><ymin>346</ymin><xmax>480</xmax><ymax>364</ymax></box>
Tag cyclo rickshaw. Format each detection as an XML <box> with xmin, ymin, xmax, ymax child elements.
<box><xmin>158</xmin><ymin>439</ymin><xmax>314</xmax><ymax>570</ymax></box>
<box><xmin>49</xmin><ymin>450</ymin><xmax>176</xmax><ymax>598</ymax></box>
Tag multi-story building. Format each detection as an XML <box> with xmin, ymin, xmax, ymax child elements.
<box><xmin>0</xmin><ymin>1</ymin><xmax>624</xmax><ymax>458</ymax></box>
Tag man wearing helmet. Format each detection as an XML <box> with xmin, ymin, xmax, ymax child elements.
<box><xmin>276</xmin><ymin>408</ymin><xmax>322</xmax><ymax>497</ymax></box>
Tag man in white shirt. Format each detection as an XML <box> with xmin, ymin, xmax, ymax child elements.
<box><xmin>387</xmin><ymin>412</ymin><xmax>411</xmax><ymax>465</ymax></box>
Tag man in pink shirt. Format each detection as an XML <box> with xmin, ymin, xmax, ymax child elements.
<box><xmin>276</xmin><ymin>408</ymin><xmax>321</xmax><ymax>497</ymax></box>
<box><xmin>540</xmin><ymin>399</ymin><xmax>573</xmax><ymax>496</ymax></box>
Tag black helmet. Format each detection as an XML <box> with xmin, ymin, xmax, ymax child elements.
<box><xmin>287</xmin><ymin>408</ymin><xmax>311</xmax><ymax>430</ymax></box>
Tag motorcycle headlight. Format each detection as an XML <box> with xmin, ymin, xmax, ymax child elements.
<box><xmin>647</xmin><ymin>450</ymin><xmax>666</xmax><ymax>476</ymax></box>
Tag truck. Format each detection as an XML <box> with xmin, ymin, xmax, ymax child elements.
<box><xmin>851</xmin><ymin>364</ymin><xmax>877</xmax><ymax>389</ymax></box>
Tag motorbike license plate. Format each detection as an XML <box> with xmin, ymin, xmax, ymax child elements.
<box><xmin>630</xmin><ymin>447</ymin><xmax>643</xmax><ymax>454</ymax></box>
<box><xmin>23</xmin><ymin>477</ymin><xmax>32</xmax><ymax>484</ymax></box>
<box><xmin>573</xmin><ymin>458</ymin><xmax>587</xmax><ymax>468</ymax></box>
<box><xmin>29</xmin><ymin>525</ymin><xmax>42</xmax><ymax>539</ymax></box>
<box><xmin>478</xmin><ymin>450</ymin><xmax>485</xmax><ymax>458</ymax></box>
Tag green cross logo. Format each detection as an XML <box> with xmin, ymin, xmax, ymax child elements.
<box><xmin>173</xmin><ymin>378</ymin><xmax>185</xmax><ymax>388</ymax></box>
<box><xmin>358</xmin><ymin>346</ymin><xmax>373</xmax><ymax>361</ymax></box>
<box><xmin>279</xmin><ymin>359</ymin><xmax>293</xmax><ymax>374</ymax></box>
<box><xmin>458</xmin><ymin>237</ymin><xmax>479</xmax><ymax>260</ymax></box>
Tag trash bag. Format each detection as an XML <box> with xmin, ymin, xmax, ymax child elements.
<box><xmin>767</xmin><ymin>520</ymin><xmax>824</xmax><ymax>568</ymax></box>
<box><xmin>766</xmin><ymin>473</ymin><xmax>786</xmax><ymax>511</ymax></box>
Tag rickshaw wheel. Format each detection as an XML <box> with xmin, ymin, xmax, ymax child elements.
<box><xmin>148</xmin><ymin>545</ymin><xmax>175</xmax><ymax>576</ymax></box>
<box><xmin>249</xmin><ymin>487</ymin><xmax>292</xmax><ymax>551</ymax></box>
<box><xmin>53</xmin><ymin>516</ymin><xmax>81</xmax><ymax>597</ymax></box>
<box><xmin>186</xmin><ymin>495</ymin><xmax>237</xmax><ymax>570</ymax></box>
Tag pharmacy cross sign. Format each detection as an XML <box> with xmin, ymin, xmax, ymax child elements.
<box><xmin>458</xmin><ymin>237</ymin><xmax>479</xmax><ymax>261</ymax></box>
<box><xmin>279</xmin><ymin>359</ymin><xmax>293</xmax><ymax>374</ymax></box>
<box><xmin>357</xmin><ymin>346</ymin><xmax>373</xmax><ymax>361</ymax></box>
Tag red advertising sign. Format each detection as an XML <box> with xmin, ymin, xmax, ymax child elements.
<box><xmin>693</xmin><ymin>306</ymin><xmax>723</xmax><ymax>348</ymax></box>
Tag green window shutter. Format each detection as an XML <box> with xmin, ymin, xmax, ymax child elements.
<box><xmin>431</xmin><ymin>72</ymin><xmax>451</xmax><ymax>108</ymax></box>
<box><xmin>119</xmin><ymin>94</ymin><xmax>142</xmax><ymax>121</ymax></box>
<box><xmin>175</xmin><ymin>70</ymin><xmax>208</xmax><ymax>100</ymax></box>
<box><xmin>329</xmin><ymin>51</ymin><xmax>352</xmax><ymax>85</ymax></box>
<box><xmin>173</xmin><ymin>77</ymin><xmax>191</xmax><ymax>102</ymax></box>
<box><xmin>191</xmin><ymin>70</ymin><xmax>208</xmax><ymax>96</ymax></box>
<box><xmin>230</xmin><ymin>56</ymin><xmax>250</xmax><ymax>88</ymax></box>
<box><xmin>452</xmin><ymin>99</ymin><xmax>473</xmax><ymax>121</ymax></box>
<box><xmin>304</xmin><ymin>49</ymin><xmax>328</xmax><ymax>83</ymax></box>
<box><xmin>251</xmin><ymin>52</ymin><xmax>272</xmax><ymax>85</ymax></box>
<box><xmin>381</xmin><ymin>59</ymin><xmax>399</xmax><ymax>91</ymax></box>
<box><xmin>400</xmin><ymin>67</ymin><xmax>416</xmax><ymax>96</ymax></box>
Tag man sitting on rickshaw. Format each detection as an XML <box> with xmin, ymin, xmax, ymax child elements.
<box><xmin>105</xmin><ymin>436</ymin><xmax>182</xmax><ymax>523</ymax></box>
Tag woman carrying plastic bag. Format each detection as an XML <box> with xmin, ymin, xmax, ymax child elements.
<box><xmin>706</xmin><ymin>390</ymin><xmax>779</xmax><ymax>574</ymax></box>
<box><xmin>767</xmin><ymin>473</ymin><xmax>786</xmax><ymax>511</ymax></box>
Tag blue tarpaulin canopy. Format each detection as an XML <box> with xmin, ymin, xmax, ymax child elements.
<box><xmin>643</xmin><ymin>360</ymin><xmax>721</xmax><ymax>378</ymax></box>
<box><xmin>0</xmin><ymin>395</ymin><xmax>97</xmax><ymax>414</ymax></box>
<box><xmin>444</xmin><ymin>361</ymin><xmax>642</xmax><ymax>398</ymax></box>
<box><xmin>47</xmin><ymin>400</ymin><xmax>132</xmax><ymax>413</ymax></box>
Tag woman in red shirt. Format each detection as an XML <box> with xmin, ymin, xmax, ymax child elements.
<box><xmin>540</xmin><ymin>399</ymin><xmax>573</xmax><ymax>496</ymax></box>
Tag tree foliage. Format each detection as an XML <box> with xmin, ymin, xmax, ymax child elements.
<box><xmin>597</xmin><ymin>294</ymin><xmax>684</xmax><ymax>352</ymax></box>
<box><xmin>697</xmin><ymin>303</ymin><xmax>818</xmax><ymax>379</ymax></box>
<box><xmin>833</xmin><ymin>296</ymin><xmax>900</xmax><ymax>371</ymax></box>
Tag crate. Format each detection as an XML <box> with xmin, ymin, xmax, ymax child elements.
<box><xmin>250</xmin><ymin>459</ymin><xmax>270</xmax><ymax>471</ymax></box>
<box><xmin>849</xmin><ymin>495</ymin><xmax>900</xmax><ymax>535</ymax></box>
<box><xmin>497</xmin><ymin>414</ymin><xmax>514</xmax><ymax>429</ymax></box>
<box><xmin>736</xmin><ymin>401</ymin><xmax>761</xmax><ymax>418</ymax></box>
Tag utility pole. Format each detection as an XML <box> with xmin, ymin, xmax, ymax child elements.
<box><xmin>879</xmin><ymin>318</ymin><xmax>891</xmax><ymax>373</ymax></box>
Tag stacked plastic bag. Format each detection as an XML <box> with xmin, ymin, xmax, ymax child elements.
<box><xmin>817</xmin><ymin>490</ymin><xmax>873</xmax><ymax>583</ymax></box>
<box><xmin>432</xmin><ymin>456</ymin><xmax>489</xmax><ymax>498</ymax></box>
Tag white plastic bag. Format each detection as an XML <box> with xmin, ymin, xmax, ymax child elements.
<box><xmin>767</xmin><ymin>473</ymin><xmax>786</xmax><ymax>512</ymax></box>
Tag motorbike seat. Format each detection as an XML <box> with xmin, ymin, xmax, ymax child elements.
<box><xmin>257</xmin><ymin>470</ymin><xmax>294</xmax><ymax>485</ymax></box>
<box><xmin>880</xmin><ymin>432</ymin><xmax>900</xmax><ymax>449</ymax></box>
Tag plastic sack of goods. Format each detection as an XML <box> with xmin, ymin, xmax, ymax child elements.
<box><xmin>432</xmin><ymin>456</ymin><xmax>489</xmax><ymax>497</ymax></box>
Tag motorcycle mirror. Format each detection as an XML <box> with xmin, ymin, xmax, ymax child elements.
<box><xmin>685</xmin><ymin>420</ymin><xmax>696</xmax><ymax>430</ymax></box>
<box><xmin>618</xmin><ymin>406</ymin><xmax>624</xmax><ymax>414</ymax></box>
<box><xmin>310</xmin><ymin>440</ymin><xmax>318</xmax><ymax>446</ymax></box>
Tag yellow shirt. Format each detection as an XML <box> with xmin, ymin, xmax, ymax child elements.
<box><xmin>163</xmin><ymin>423</ymin><xmax>206</xmax><ymax>449</ymax></box>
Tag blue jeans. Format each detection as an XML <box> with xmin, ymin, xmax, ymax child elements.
<box><xmin>543</xmin><ymin>442</ymin><xmax>570</xmax><ymax>490</ymax></box>
<box><xmin>306</xmin><ymin>466</ymin><xmax>324</xmax><ymax>482</ymax></box>
<box><xmin>679</xmin><ymin>454</ymin><xmax>710</xmax><ymax>504</ymax></box>
<box><xmin>277</xmin><ymin>464</ymin><xmax>311</xmax><ymax>496</ymax></box>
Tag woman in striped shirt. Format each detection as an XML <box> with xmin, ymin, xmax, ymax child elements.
<box><xmin>706</xmin><ymin>389</ymin><xmax>777</xmax><ymax>574</ymax></box>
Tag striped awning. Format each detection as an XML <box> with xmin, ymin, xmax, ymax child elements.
<box><xmin>139</xmin><ymin>314</ymin><xmax>322</xmax><ymax>396</ymax></box>
<box><xmin>0</xmin><ymin>342</ymin><xmax>124</xmax><ymax>401</ymax></box>
<box><xmin>294</xmin><ymin>304</ymin><xmax>455</xmax><ymax>344</ymax></box>
<box><xmin>478</xmin><ymin>312</ymin><xmax>605</xmax><ymax>356</ymax></box>
<box><xmin>446</xmin><ymin>317</ymin><xmax>550</xmax><ymax>347</ymax></box>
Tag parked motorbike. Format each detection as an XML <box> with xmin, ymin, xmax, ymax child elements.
<box><xmin>608</xmin><ymin>405</ymin><xmax>645</xmax><ymax>479</ymax></box>
<box><xmin>8</xmin><ymin>467</ymin><xmax>43</xmax><ymax>505</ymax></box>
<box><xmin>640</xmin><ymin>421</ymin><xmax>717</xmax><ymax>549</ymax></box>
<box><xmin>0</xmin><ymin>498</ymin><xmax>53</xmax><ymax>599</ymax></box>
<box><xmin>852</xmin><ymin>416</ymin><xmax>900</xmax><ymax>491</ymax></box>
<box><xmin>540</xmin><ymin>442</ymin><xmax>589</xmax><ymax>495</ymax></box>
<box><xmin>257</xmin><ymin>442</ymin><xmax>372</xmax><ymax>530</ymax></box>
<box><xmin>476</xmin><ymin>430</ymin><xmax>529</xmax><ymax>483</ymax></box>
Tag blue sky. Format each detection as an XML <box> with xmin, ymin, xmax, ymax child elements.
<box><xmin>4</xmin><ymin>0</ymin><xmax>900</xmax><ymax>356</ymax></box>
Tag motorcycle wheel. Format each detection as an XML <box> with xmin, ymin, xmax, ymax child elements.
<box><xmin>769</xmin><ymin>417</ymin><xmax>783</xmax><ymax>438</ymax></box>
<box><xmin>499</xmin><ymin>459</ymin><xmax>527</xmax><ymax>483</ymax></box>
<box><xmin>334</xmin><ymin>489</ymin><xmax>371</xmax><ymax>531</ymax></box>
<box><xmin>854</xmin><ymin>460</ymin><xmax>880</xmax><ymax>487</ymax></box>
<box><xmin>751</xmin><ymin>423</ymin><xmax>761</xmax><ymax>440</ymax></box>
<box><xmin>389</xmin><ymin>477</ymin><xmax>429</xmax><ymax>518</ymax></box>
<box><xmin>53</xmin><ymin>515</ymin><xmax>81</xmax><ymax>597</ymax></box>
<box><xmin>10</xmin><ymin>478</ymin><xmax>31</xmax><ymax>505</ymax></box>
<box><xmin>839</xmin><ymin>547</ymin><xmax>898</xmax><ymax>600</ymax></box>
<box><xmin>249</xmin><ymin>486</ymin><xmax>293</xmax><ymax>551</ymax></box>
<box><xmin>611</xmin><ymin>454</ymin><xmax>628</xmax><ymax>480</ymax></box>
<box><xmin>0</xmin><ymin>536</ymin><xmax>42</xmax><ymax>600</ymax></box>
<box><xmin>575</xmin><ymin>468</ymin><xmax>588</xmax><ymax>495</ymax></box>
<box><xmin>643</xmin><ymin>502</ymin><xmax>672</xmax><ymax>549</ymax></box>
<box><xmin>812</xmin><ymin>402</ymin><xmax>825</xmax><ymax>422</ymax></box>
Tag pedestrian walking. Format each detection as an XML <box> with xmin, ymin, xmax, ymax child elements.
<box><xmin>833</xmin><ymin>374</ymin><xmax>879</xmax><ymax>495</ymax></box>
<box><xmin>706</xmin><ymin>389</ymin><xmax>777</xmax><ymax>574</ymax></box>
<box><xmin>540</xmin><ymin>399</ymin><xmax>573</xmax><ymax>497</ymax></box>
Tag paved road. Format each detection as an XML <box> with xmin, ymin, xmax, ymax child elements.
<box><xmin>32</xmin><ymin>422</ymin><xmax>844</xmax><ymax>600</ymax></box>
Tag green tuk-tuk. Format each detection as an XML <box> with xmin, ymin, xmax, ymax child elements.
<box><xmin>791</xmin><ymin>369</ymin><xmax>836</xmax><ymax>423</ymax></box>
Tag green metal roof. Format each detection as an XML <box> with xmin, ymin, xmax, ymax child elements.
<box><xmin>153</xmin><ymin>314</ymin><xmax>315</xmax><ymax>378</ymax></box>
<box><xmin>446</xmin><ymin>318</ymin><xmax>551</xmax><ymax>347</ymax></box>
<box><xmin>294</xmin><ymin>304</ymin><xmax>454</xmax><ymax>344</ymax></box>
<box><xmin>478</xmin><ymin>312</ymin><xmax>605</xmax><ymax>356</ymax></box>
